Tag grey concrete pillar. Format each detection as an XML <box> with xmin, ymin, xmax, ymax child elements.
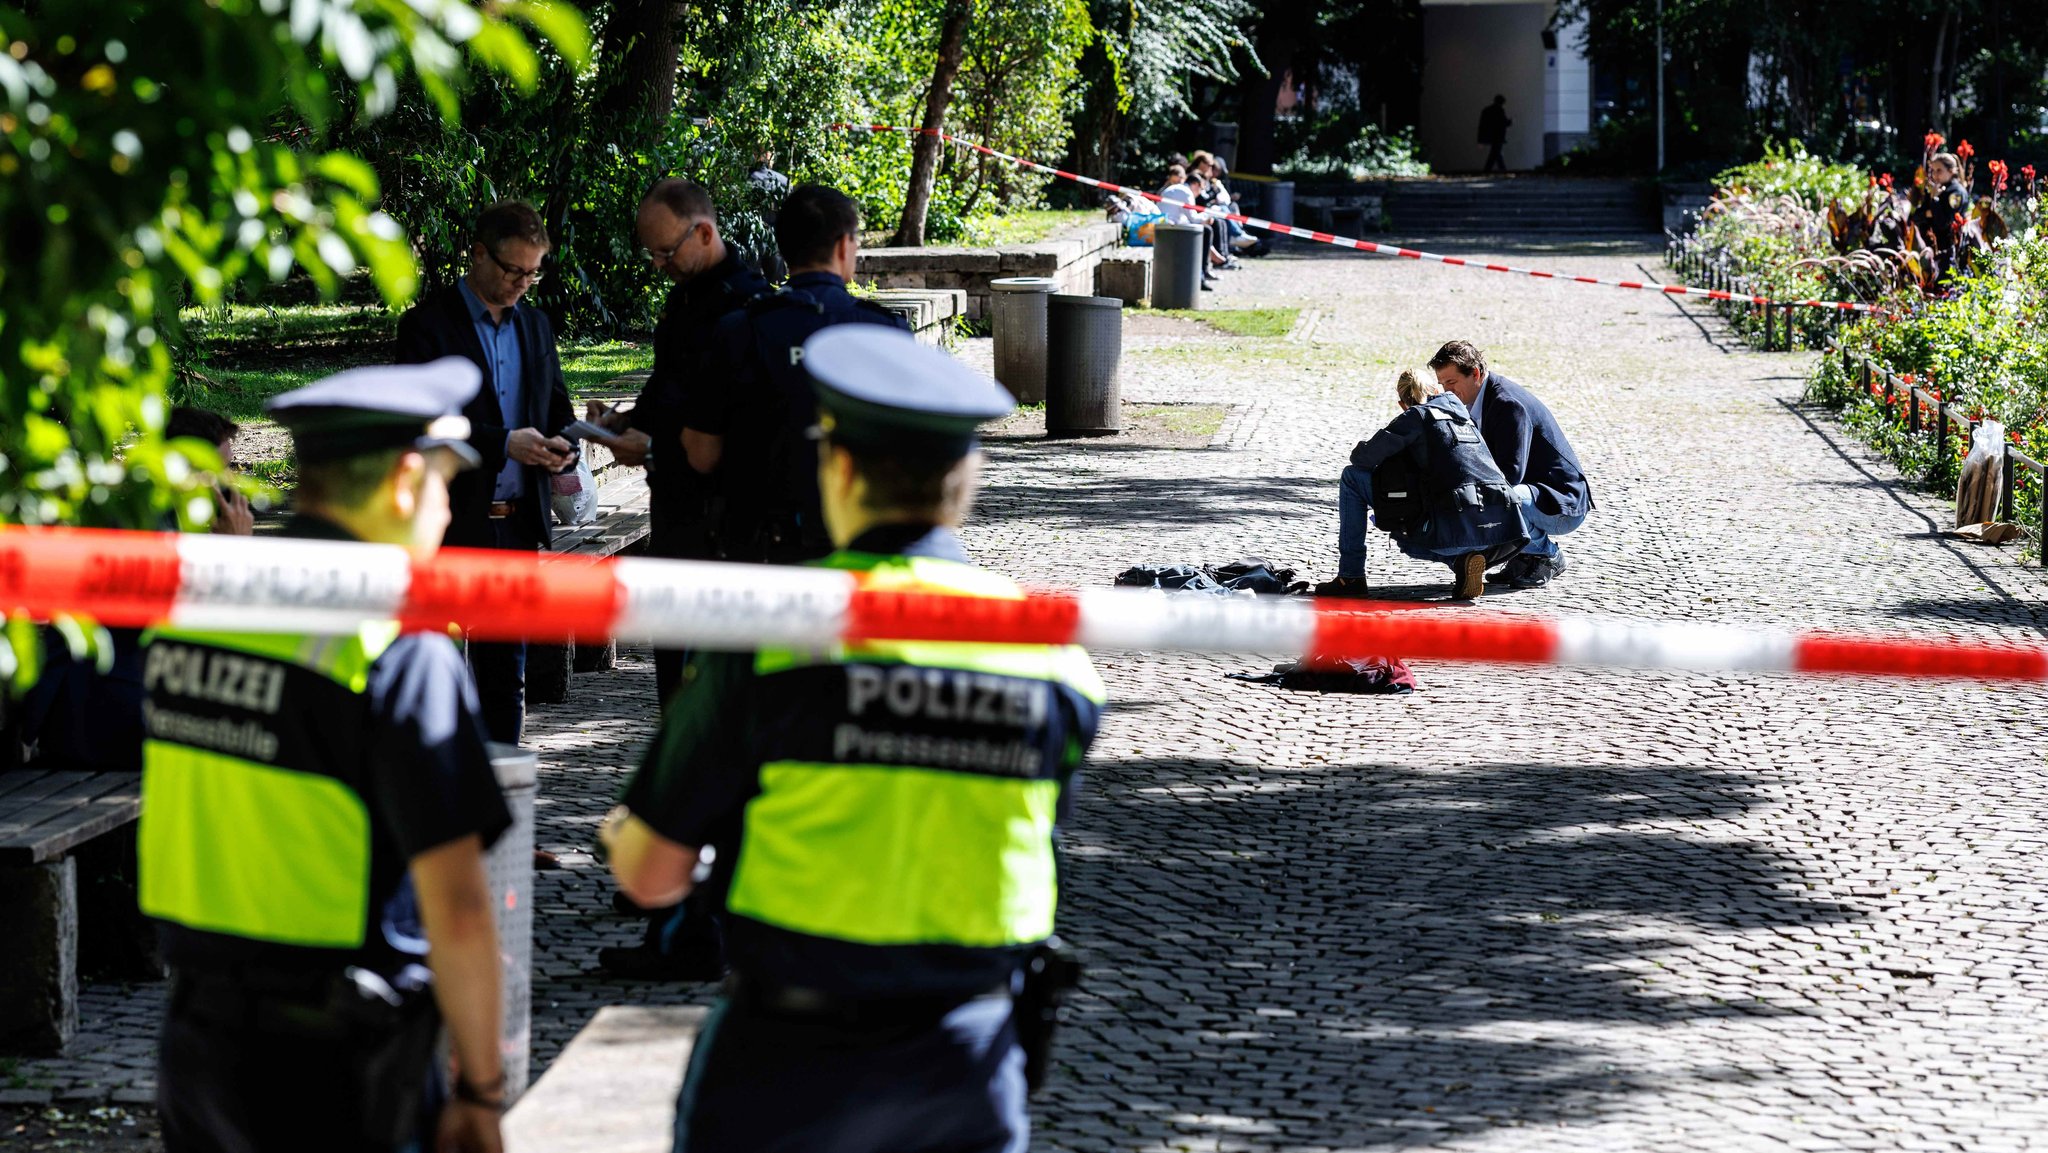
<box><xmin>0</xmin><ymin>857</ymin><xmax>78</xmax><ymax>1053</ymax></box>
<box><xmin>1150</xmin><ymin>224</ymin><xmax>1207</xmax><ymax>311</ymax></box>
<box><xmin>1046</xmin><ymin>294</ymin><xmax>1124</xmax><ymax>437</ymax></box>
<box><xmin>486</xmin><ymin>744</ymin><xmax>539</xmax><ymax>1100</ymax></box>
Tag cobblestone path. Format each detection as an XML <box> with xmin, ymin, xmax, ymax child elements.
<box><xmin>13</xmin><ymin>238</ymin><xmax>2048</xmax><ymax>1151</ymax></box>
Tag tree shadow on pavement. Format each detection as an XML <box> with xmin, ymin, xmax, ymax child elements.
<box><xmin>1043</xmin><ymin>756</ymin><xmax>1858</xmax><ymax>1150</ymax></box>
<box><xmin>976</xmin><ymin>470</ymin><xmax>1327</xmax><ymax>528</ymax></box>
<box><xmin>1886</xmin><ymin>596</ymin><xmax>2048</xmax><ymax>635</ymax></box>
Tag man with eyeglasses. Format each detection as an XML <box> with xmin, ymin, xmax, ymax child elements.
<box><xmin>394</xmin><ymin>200</ymin><xmax>578</xmax><ymax>748</ymax></box>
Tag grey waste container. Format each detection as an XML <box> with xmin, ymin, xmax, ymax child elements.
<box><xmin>1150</xmin><ymin>222</ymin><xmax>1207</xmax><ymax>311</ymax></box>
<box><xmin>1265</xmin><ymin>180</ymin><xmax>1295</xmax><ymax>227</ymax></box>
<box><xmin>1046</xmin><ymin>294</ymin><xmax>1123</xmax><ymax>437</ymax></box>
<box><xmin>989</xmin><ymin>277</ymin><xmax>1058</xmax><ymax>405</ymax></box>
<box><xmin>485</xmin><ymin>743</ymin><xmax>538</xmax><ymax>1100</ymax></box>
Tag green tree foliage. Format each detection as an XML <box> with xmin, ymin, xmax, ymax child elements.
<box><xmin>1559</xmin><ymin>0</ymin><xmax>2048</xmax><ymax>175</ymax></box>
<box><xmin>1070</xmin><ymin>0</ymin><xmax>1256</xmax><ymax>178</ymax></box>
<box><xmin>841</xmin><ymin>0</ymin><xmax>1095</xmax><ymax>242</ymax></box>
<box><xmin>0</xmin><ymin>0</ymin><xmax>587</xmax><ymax>676</ymax></box>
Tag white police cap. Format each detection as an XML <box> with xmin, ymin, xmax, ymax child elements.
<box><xmin>265</xmin><ymin>357</ymin><xmax>483</xmax><ymax>468</ymax></box>
<box><xmin>802</xmin><ymin>326</ymin><xmax>1014</xmax><ymax>458</ymax></box>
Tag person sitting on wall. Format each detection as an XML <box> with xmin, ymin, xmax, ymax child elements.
<box><xmin>1315</xmin><ymin>370</ymin><xmax>1529</xmax><ymax>602</ymax></box>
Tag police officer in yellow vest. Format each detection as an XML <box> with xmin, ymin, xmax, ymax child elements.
<box><xmin>140</xmin><ymin>360</ymin><xmax>514</xmax><ymax>1153</ymax></box>
<box><xmin>604</xmin><ymin>326</ymin><xmax>1106</xmax><ymax>1153</ymax></box>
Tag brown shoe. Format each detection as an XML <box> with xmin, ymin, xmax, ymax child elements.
<box><xmin>1313</xmin><ymin>576</ymin><xmax>1371</xmax><ymax>599</ymax></box>
<box><xmin>1450</xmin><ymin>552</ymin><xmax>1487</xmax><ymax>601</ymax></box>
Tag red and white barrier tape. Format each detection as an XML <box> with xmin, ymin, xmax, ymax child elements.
<box><xmin>830</xmin><ymin>123</ymin><xmax>1888</xmax><ymax>316</ymax></box>
<box><xmin>4</xmin><ymin>527</ymin><xmax>2044</xmax><ymax>682</ymax></box>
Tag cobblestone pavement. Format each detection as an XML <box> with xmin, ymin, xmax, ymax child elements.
<box><xmin>12</xmin><ymin>236</ymin><xmax>2048</xmax><ymax>1152</ymax></box>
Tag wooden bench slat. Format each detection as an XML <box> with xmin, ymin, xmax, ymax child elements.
<box><xmin>0</xmin><ymin>770</ymin><xmax>89</xmax><ymax>819</ymax></box>
<box><xmin>0</xmin><ymin>768</ymin><xmax>54</xmax><ymax>801</ymax></box>
<box><xmin>0</xmin><ymin>772</ymin><xmax>141</xmax><ymax>864</ymax></box>
<box><xmin>0</xmin><ymin>773</ymin><xmax>134</xmax><ymax>839</ymax></box>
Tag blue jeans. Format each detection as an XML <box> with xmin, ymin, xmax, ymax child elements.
<box><xmin>1510</xmin><ymin>484</ymin><xmax>1588</xmax><ymax>558</ymax></box>
<box><xmin>1336</xmin><ymin>465</ymin><xmax>1470</xmax><ymax>578</ymax></box>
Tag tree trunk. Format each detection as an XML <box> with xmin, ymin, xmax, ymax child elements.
<box><xmin>1234</xmin><ymin>37</ymin><xmax>1298</xmax><ymax>177</ymax></box>
<box><xmin>595</xmin><ymin>0</ymin><xmax>683</xmax><ymax>140</ymax></box>
<box><xmin>893</xmin><ymin>0</ymin><xmax>975</xmax><ymax>248</ymax></box>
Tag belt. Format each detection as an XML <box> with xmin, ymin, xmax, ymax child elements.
<box><xmin>489</xmin><ymin>500</ymin><xmax>520</xmax><ymax>518</ymax></box>
<box><xmin>724</xmin><ymin>975</ymin><xmax>1010</xmax><ymax>1027</ymax></box>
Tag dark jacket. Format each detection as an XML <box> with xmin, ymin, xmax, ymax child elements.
<box><xmin>1478</xmin><ymin>103</ymin><xmax>1510</xmax><ymax>146</ymax></box>
<box><xmin>691</xmin><ymin>271</ymin><xmax>910</xmax><ymax>559</ymax></box>
<box><xmin>393</xmin><ymin>283</ymin><xmax>576</xmax><ymax>549</ymax></box>
<box><xmin>1353</xmin><ymin>393</ymin><xmax>1528</xmax><ymax>555</ymax></box>
<box><xmin>1470</xmin><ymin>372</ymin><xmax>1592</xmax><ymax>520</ymax></box>
<box><xmin>630</xmin><ymin>248</ymin><xmax>771</xmax><ymax>504</ymax></box>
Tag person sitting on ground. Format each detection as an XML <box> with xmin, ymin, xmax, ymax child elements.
<box><xmin>1428</xmin><ymin>340</ymin><xmax>1592</xmax><ymax>588</ymax></box>
<box><xmin>1316</xmin><ymin>370</ymin><xmax>1529</xmax><ymax>602</ymax></box>
<box><xmin>166</xmin><ymin>405</ymin><xmax>254</xmax><ymax>535</ymax></box>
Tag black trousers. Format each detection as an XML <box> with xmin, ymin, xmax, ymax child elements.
<box><xmin>157</xmin><ymin>974</ymin><xmax>440</xmax><ymax>1153</ymax></box>
<box><xmin>1484</xmin><ymin>143</ymin><xmax>1507</xmax><ymax>172</ymax></box>
<box><xmin>648</xmin><ymin>488</ymin><xmax>719</xmax><ymax>707</ymax></box>
<box><xmin>468</xmin><ymin>515</ymin><xmax>540</xmax><ymax>745</ymax></box>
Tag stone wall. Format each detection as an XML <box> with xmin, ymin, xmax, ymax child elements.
<box><xmin>856</xmin><ymin>222</ymin><xmax>1123</xmax><ymax>321</ymax></box>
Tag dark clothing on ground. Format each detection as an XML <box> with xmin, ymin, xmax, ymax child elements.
<box><xmin>1113</xmin><ymin>560</ymin><xmax>1308</xmax><ymax>596</ymax></box>
<box><xmin>689</xmin><ymin>271</ymin><xmax>910</xmax><ymax>563</ymax></box>
<box><xmin>392</xmin><ymin>283</ymin><xmax>577</xmax><ymax>551</ymax></box>
<box><xmin>393</xmin><ymin>282</ymin><xmax>576</xmax><ymax>741</ymax></box>
<box><xmin>1468</xmin><ymin>373</ymin><xmax>1592</xmax><ymax>521</ymax></box>
<box><xmin>629</xmin><ymin>249</ymin><xmax>771</xmax><ymax>704</ymax></box>
<box><xmin>1229</xmin><ymin>656</ymin><xmax>1417</xmax><ymax>694</ymax></box>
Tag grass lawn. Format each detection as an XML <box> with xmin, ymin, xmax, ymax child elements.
<box><xmin>1144</xmin><ymin>307</ymin><xmax>1301</xmax><ymax>338</ymax></box>
<box><xmin>962</xmin><ymin>209</ymin><xmax>1102</xmax><ymax>246</ymax></box>
<box><xmin>174</xmin><ymin>304</ymin><xmax>654</xmax><ymax>424</ymax></box>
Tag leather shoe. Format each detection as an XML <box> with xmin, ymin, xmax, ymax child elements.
<box><xmin>1312</xmin><ymin>575</ymin><xmax>1371</xmax><ymax>599</ymax></box>
<box><xmin>1505</xmin><ymin>551</ymin><xmax>1565</xmax><ymax>589</ymax></box>
<box><xmin>1449</xmin><ymin>552</ymin><xmax>1487</xmax><ymax>600</ymax></box>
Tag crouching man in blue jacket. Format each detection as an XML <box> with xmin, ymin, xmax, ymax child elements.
<box><xmin>1315</xmin><ymin>369</ymin><xmax>1530</xmax><ymax>601</ymax></box>
<box><xmin>1428</xmin><ymin>340</ymin><xmax>1594</xmax><ymax>589</ymax></box>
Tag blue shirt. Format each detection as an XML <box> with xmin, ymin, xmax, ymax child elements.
<box><xmin>458</xmin><ymin>278</ymin><xmax>526</xmax><ymax>500</ymax></box>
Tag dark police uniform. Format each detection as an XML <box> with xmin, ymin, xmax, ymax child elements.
<box><xmin>630</xmin><ymin>248</ymin><xmax>770</xmax><ymax>704</ymax></box>
<box><xmin>1353</xmin><ymin>392</ymin><xmax>1529</xmax><ymax>562</ymax></box>
<box><xmin>687</xmin><ymin>270</ymin><xmax>910</xmax><ymax>565</ymax></box>
<box><xmin>140</xmin><ymin>361</ymin><xmax>510</xmax><ymax>1153</ymax></box>
<box><xmin>619</xmin><ymin>326</ymin><xmax>1105</xmax><ymax>1153</ymax></box>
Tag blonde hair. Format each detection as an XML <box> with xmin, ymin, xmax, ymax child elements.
<box><xmin>1395</xmin><ymin>369</ymin><xmax>1440</xmax><ymax>409</ymax></box>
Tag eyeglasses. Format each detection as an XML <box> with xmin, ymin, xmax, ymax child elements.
<box><xmin>641</xmin><ymin>220</ymin><xmax>705</xmax><ymax>266</ymax></box>
<box><xmin>486</xmin><ymin>249</ymin><xmax>547</xmax><ymax>284</ymax></box>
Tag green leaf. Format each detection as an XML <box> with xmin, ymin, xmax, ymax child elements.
<box><xmin>500</xmin><ymin>0</ymin><xmax>592</xmax><ymax>71</ymax></box>
<box><xmin>467</xmin><ymin>22</ymin><xmax>538</xmax><ymax>92</ymax></box>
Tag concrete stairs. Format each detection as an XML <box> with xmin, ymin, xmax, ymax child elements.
<box><xmin>1378</xmin><ymin>177</ymin><xmax>1657</xmax><ymax>235</ymax></box>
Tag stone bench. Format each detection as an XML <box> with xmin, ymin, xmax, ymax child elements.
<box><xmin>1095</xmin><ymin>249</ymin><xmax>1151</xmax><ymax>305</ymax></box>
<box><xmin>504</xmin><ymin>1005</ymin><xmax>707</xmax><ymax>1153</ymax></box>
<box><xmin>0</xmin><ymin>769</ymin><xmax>143</xmax><ymax>1052</ymax></box>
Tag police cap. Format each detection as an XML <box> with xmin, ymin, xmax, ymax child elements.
<box><xmin>803</xmin><ymin>326</ymin><xmax>1014</xmax><ymax>458</ymax></box>
<box><xmin>265</xmin><ymin>357</ymin><xmax>483</xmax><ymax>469</ymax></box>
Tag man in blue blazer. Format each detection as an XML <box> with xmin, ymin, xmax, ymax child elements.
<box><xmin>1430</xmin><ymin>340</ymin><xmax>1593</xmax><ymax>588</ymax></box>
<box><xmin>394</xmin><ymin>201</ymin><xmax>578</xmax><ymax>744</ymax></box>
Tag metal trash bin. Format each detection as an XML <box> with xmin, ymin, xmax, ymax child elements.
<box><xmin>1150</xmin><ymin>222</ymin><xmax>1207</xmax><ymax>311</ymax></box>
<box><xmin>485</xmin><ymin>742</ymin><xmax>538</xmax><ymax>1100</ymax></box>
<box><xmin>989</xmin><ymin>277</ymin><xmax>1058</xmax><ymax>404</ymax></box>
<box><xmin>1046</xmin><ymin>294</ymin><xmax>1123</xmax><ymax>437</ymax></box>
<box><xmin>1265</xmin><ymin>180</ymin><xmax>1295</xmax><ymax>227</ymax></box>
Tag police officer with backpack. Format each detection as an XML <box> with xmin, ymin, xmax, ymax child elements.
<box><xmin>1314</xmin><ymin>369</ymin><xmax>1529</xmax><ymax>601</ymax></box>
<box><xmin>140</xmin><ymin>360</ymin><xmax>512</xmax><ymax>1153</ymax></box>
<box><xmin>606</xmin><ymin>326</ymin><xmax>1105</xmax><ymax>1153</ymax></box>
<box><xmin>683</xmin><ymin>184</ymin><xmax>910</xmax><ymax>565</ymax></box>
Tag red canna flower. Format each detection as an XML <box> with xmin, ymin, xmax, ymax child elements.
<box><xmin>2024</xmin><ymin>164</ymin><xmax>2039</xmax><ymax>189</ymax></box>
<box><xmin>1925</xmin><ymin>132</ymin><xmax>1946</xmax><ymax>152</ymax></box>
<box><xmin>1878</xmin><ymin>173</ymin><xmax>1894</xmax><ymax>190</ymax></box>
<box><xmin>1956</xmin><ymin>139</ymin><xmax>1975</xmax><ymax>161</ymax></box>
<box><xmin>1989</xmin><ymin>160</ymin><xmax>2009</xmax><ymax>192</ymax></box>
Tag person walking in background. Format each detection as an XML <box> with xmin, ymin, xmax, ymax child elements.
<box><xmin>1478</xmin><ymin>95</ymin><xmax>1511</xmax><ymax>173</ymax></box>
<box><xmin>394</xmin><ymin>201</ymin><xmax>578</xmax><ymax>748</ymax></box>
